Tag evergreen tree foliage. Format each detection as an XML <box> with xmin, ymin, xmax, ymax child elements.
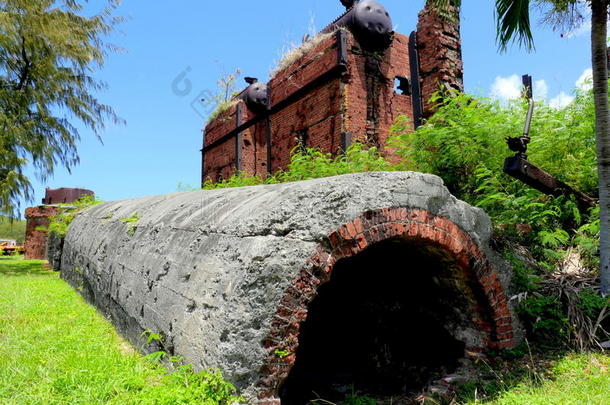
<box><xmin>0</xmin><ymin>0</ymin><xmax>123</xmax><ymax>216</ymax></box>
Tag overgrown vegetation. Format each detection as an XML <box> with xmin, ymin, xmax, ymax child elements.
<box><xmin>203</xmin><ymin>86</ymin><xmax>609</xmax><ymax>355</ymax></box>
<box><xmin>0</xmin><ymin>256</ymin><xmax>241</xmax><ymax>404</ymax></box>
<box><xmin>205</xmin><ymin>68</ymin><xmax>241</xmax><ymax>124</ymax></box>
<box><xmin>270</xmin><ymin>29</ymin><xmax>338</xmax><ymax>78</ymax></box>
<box><xmin>389</xmin><ymin>89</ymin><xmax>609</xmax><ymax>351</ymax></box>
<box><xmin>47</xmin><ymin>195</ymin><xmax>104</xmax><ymax>238</ymax></box>
<box><xmin>455</xmin><ymin>350</ymin><xmax>610</xmax><ymax>404</ymax></box>
<box><xmin>120</xmin><ymin>212</ymin><xmax>140</xmax><ymax>236</ymax></box>
<box><xmin>203</xmin><ymin>143</ymin><xmax>394</xmax><ymax>190</ymax></box>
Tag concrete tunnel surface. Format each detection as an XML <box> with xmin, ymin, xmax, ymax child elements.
<box><xmin>59</xmin><ymin>171</ymin><xmax>521</xmax><ymax>403</ymax></box>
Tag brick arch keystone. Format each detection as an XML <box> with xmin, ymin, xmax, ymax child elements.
<box><xmin>257</xmin><ymin>207</ymin><xmax>515</xmax><ymax>404</ymax></box>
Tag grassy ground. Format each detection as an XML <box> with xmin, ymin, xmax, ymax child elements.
<box><xmin>0</xmin><ymin>256</ymin><xmax>239</xmax><ymax>405</ymax></box>
<box><xmin>456</xmin><ymin>350</ymin><xmax>610</xmax><ymax>405</ymax></box>
<box><xmin>1</xmin><ymin>256</ymin><xmax>609</xmax><ymax>404</ymax></box>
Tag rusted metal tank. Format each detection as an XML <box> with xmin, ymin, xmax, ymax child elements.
<box><xmin>323</xmin><ymin>0</ymin><xmax>393</xmax><ymax>50</ymax></box>
<box><xmin>241</xmin><ymin>78</ymin><xmax>268</xmax><ymax>112</ymax></box>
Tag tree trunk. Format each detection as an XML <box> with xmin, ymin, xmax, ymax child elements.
<box><xmin>591</xmin><ymin>0</ymin><xmax>610</xmax><ymax>296</ymax></box>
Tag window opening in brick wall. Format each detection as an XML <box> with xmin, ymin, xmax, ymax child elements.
<box><xmin>394</xmin><ymin>75</ymin><xmax>411</xmax><ymax>95</ymax></box>
<box><xmin>279</xmin><ymin>238</ymin><xmax>478</xmax><ymax>405</ymax></box>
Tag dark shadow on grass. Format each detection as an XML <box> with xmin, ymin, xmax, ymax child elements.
<box><xmin>0</xmin><ymin>256</ymin><xmax>52</xmax><ymax>276</ymax></box>
<box><xmin>454</xmin><ymin>346</ymin><xmax>568</xmax><ymax>403</ymax></box>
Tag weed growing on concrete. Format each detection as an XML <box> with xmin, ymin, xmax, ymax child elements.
<box><xmin>120</xmin><ymin>212</ymin><xmax>140</xmax><ymax>236</ymax></box>
<box><xmin>274</xmin><ymin>349</ymin><xmax>290</xmax><ymax>359</ymax></box>
<box><xmin>138</xmin><ymin>330</ymin><xmax>243</xmax><ymax>404</ymax></box>
<box><xmin>48</xmin><ymin>195</ymin><xmax>103</xmax><ymax>238</ymax></box>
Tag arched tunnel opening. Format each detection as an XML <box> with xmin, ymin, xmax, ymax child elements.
<box><xmin>279</xmin><ymin>237</ymin><xmax>486</xmax><ymax>405</ymax></box>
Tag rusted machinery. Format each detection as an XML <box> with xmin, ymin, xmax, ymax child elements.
<box><xmin>322</xmin><ymin>0</ymin><xmax>394</xmax><ymax>50</ymax></box>
<box><xmin>504</xmin><ymin>75</ymin><xmax>596</xmax><ymax>211</ymax></box>
<box><xmin>238</xmin><ymin>0</ymin><xmax>394</xmax><ymax>114</ymax></box>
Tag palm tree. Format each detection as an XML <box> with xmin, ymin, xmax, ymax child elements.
<box><xmin>430</xmin><ymin>0</ymin><xmax>610</xmax><ymax>296</ymax></box>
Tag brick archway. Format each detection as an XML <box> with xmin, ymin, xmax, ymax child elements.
<box><xmin>258</xmin><ymin>207</ymin><xmax>515</xmax><ymax>404</ymax></box>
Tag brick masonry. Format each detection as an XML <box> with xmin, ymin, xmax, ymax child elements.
<box><xmin>202</xmin><ymin>1</ymin><xmax>463</xmax><ymax>183</ymax></box>
<box><xmin>416</xmin><ymin>2</ymin><xmax>464</xmax><ymax>119</ymax></box>
<box><xmin>256</xmin><ymin>207</ymin><xmax>515</xmax><ymax>403</ymax></box>
<box><xmin>24</xmin><ymin>206</ymin><xmax>58</xmax><ymax>260</ymax></box>
<box><xmin>25</xmin><ymin>188</ymin><xmax>93</xmax><ymax>260</ymax></box>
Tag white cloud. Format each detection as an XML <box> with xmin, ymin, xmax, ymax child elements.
<box><xmin>534</xmin><ymin>79</ymin><xmax>548</xmax><ymax>99</ymax></box>
<box><xmin>490</xmin><ymin>74</ymin><xmax>521</xmax><ymax>100</ymax></box>
<box><xmin>549</xmin><ymin>91</ymin><xmax>574</xmax><ymax>109</ymax></box>
<box><xmin>576</xmin><ymin>68</ymin><xmax>593</xmax><ymax>91</ymax></box>
<box><xmin>491</xmin><ymin>75</ymin><xmax>548</xmax><ymax>101</ymax></box>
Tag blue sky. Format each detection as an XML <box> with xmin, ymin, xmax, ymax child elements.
<box><xmin>19</xmin><ymin>0</ymin><xmax>592</xmax><ymax>217</ymax></box>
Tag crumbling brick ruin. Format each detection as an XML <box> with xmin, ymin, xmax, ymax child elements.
<box><xmin>24</xmin><ymin>187</ymin><xmax>94</xmax><ymax>260</ymax></box>
<box><xmin>53</xmin><ymin>2</ymin><xmax>521</xmax><ymax>404</ymax></box>
<box><xmin>201</xmin><ymin>0</ymin><xmax>464</xmax><ymax>183</ymax></box>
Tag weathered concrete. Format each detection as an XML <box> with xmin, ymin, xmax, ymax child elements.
<box><xmin>60</xmin><ymin>172</ymin><xmax>521</xmax><ymax>402</ymax></box>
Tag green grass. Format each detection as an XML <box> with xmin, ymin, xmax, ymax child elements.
<box><xmin>2</xmin><ymin>257</ymin><xmax>609</xmax><ymax>404</ymax></box>
<box><xmin>470</xmin><ymin>353</ymin><xmax>610</xmax><ymax>405</ymax></box>
<box><xmin>0</xmin><ymin>257</ymin><xmax>239</xmax><ymax>404</ymax></box>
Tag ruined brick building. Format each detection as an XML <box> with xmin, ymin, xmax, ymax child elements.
<box><xmin>201</xmin><ymin>0</ymin><xmax>463</xmax><ymax>183</ymax></box>
<box><xmin>24</xmin><ymin>187</ymin><xmax>94</xmax><ymax>260</ymax></box>
<box><xmin>46</xmin><ymin>2</ymin><xmax>523</xmax><ymax>404</ymax></box>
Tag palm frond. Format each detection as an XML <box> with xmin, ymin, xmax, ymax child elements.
<box><xmin>495</xmin><ymin>0</ymin><xmax>535</xmax><ymax>51</ymax></box>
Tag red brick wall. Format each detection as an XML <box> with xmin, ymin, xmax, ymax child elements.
<box><xmin>202</xmin><ymin>7</ymin><xmax>467</xmax><ymax>181</ymax></box>
<box><xmin>24</xmin><ymin>206</ymin><xmax>57</xmax><ymax>260</ymax></box>
<box><xmin>269</xmin><ymin>79</ymin><xmax>343</xmax><ymax>171</ymax></box>
<box><xmin>203</xmin><ymin>30</ymin><xmax>416</xmax><ymax>182</ymax></box>
<box><xmin>240</xmin><ymin>120</ymin><xmax>269</xmax><ymax>177</ymax></box>
<box><xmin>343</xmin><ymin>32</ymin><xmax>413</xmax><ymax>161</ymax></box>
<box><xmin>266</xmin><ymin>33</ymin><xmax>343</xmax><ymax>172</ymax></box>
<box><xmin>417</xmin><ymin>2</ymin><xmax>464</xmax><ymax>118</ymax></box>
<box><xmin>257</xmin><ymin>207</ymin><xmax>516</xmax><ymax>403</ymax></box>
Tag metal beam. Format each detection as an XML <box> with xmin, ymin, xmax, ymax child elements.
<box><xmin>504</xmin><ymin>155</ymin><xmax>597</xmax><ymax>211</ymax></box>
<box><xmin>408</xmin><ymin>31</ymin><xmax>423</xmax><ymax>129</ymax></box>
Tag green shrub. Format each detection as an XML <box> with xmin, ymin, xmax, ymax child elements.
<box><xmin>518</xmin><ymin>294</ymin><xmax>569</xmax><ymax>346</ymax></box>
<box><xmin>48</xmin><ymin>195</ymin><xmax>103</xmax><ymax>237</ymax></box>
<box><xmin>504</xmin><ymin>251</ymin><xmax>541</xmax><ymax>293</ymax></box>
<box><xmin>390</xmin><ymin>90</ymin><xmax>598</xmax><ymax>268</ymax></box>
<box><xmin>577</xmin><ymin>288</ymin><xmax>609</xmax><ymax>318</ymax></box>
<box><xmin>390</xmin><ymin>89</ymin><xmax>597</xmax><ymax>196</ymax></box>
<box><xmin>134</xmin><ymin>365</ymin><xmax>241</xmax><ymax>405</ymax></box>
<box><xmin>203</xmin><ymin>143</ymin><xmax>394</xmax><ymax>190</ymax></box>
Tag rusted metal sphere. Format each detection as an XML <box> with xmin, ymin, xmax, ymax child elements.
<box><xmin>243</xmin><ymin>81</ymin><xmax>268</xmax><ymax>111</ymax></box>
<box><xmin>325</xmin><ymin>0</ymin><xmax>393</xmax><ymax>50</ymax></box>
<box><xmin>352</xmin><ymin>0</ymin><xmax>392</xmax><ymax>38</ymax></box>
